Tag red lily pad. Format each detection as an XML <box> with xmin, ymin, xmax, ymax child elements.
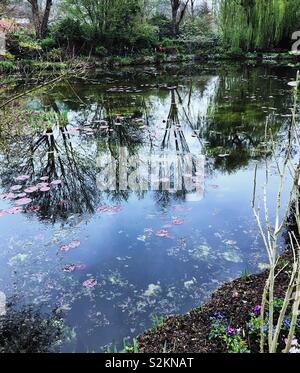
<box><xmin>24</xmin><ymin>186</ymin><xmax>39</xmax><ymax>194</ymax></box>
<box><xmin>172</xmin><ymin>218</ymin><xmax>184</xmax><ymax>225</ymax></box>
<box><xmin>6</xmin><ymin>207</ymin><xmax>23</xmax><ymax>214</ymax></box>
<box><xmin>15</xmin><ymin>175</ymin><xmax>30</xmax><ymax>181</ymax></box>
<box><xmin>16</xmin><ymin>193</ymin><xmax>27</xmax><ymax>198</ymax></box>
<box><xmin>63</xmin><ymin>264</ymin><xmax>76</xmax><ymax>273</ymax></box>
<box><xmin>156</xmin><ymin>229</ymin><xmax>170</xmax><ymax>238</ymax></box>
<box><xmin>60</xmin><ymin>240</ymin><xmax>81</xmax><ymax>252</ymax></box>
<box><xmin>27</xmin><ymin>205</ymin><xmax>41</xmax><ymax>213</ymax></box>
<box><xmin>10</xmin><ymin>185</ymin><xmax>23</xmax><ymax>191</ymax></box>
<box><xmin>15</xmin><ymin>197</ymin><xmax>32</xmax><ymax>206</ymax></box>
<box><xmin>40</xmin><ymin>187</ymin><xmax>51</xmax><ymax>192</ymax></box>
<box><xmin>83</xmin><ymin>278</ymin><xmax>97</xmax><ymax>288</ymax></box>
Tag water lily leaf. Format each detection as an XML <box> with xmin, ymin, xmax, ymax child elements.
<box><xmin>15</xmin><ymin>197</ymin><xmax>32</xmax><ymax>206</ymax></box>
<box><xmin>10</xmin><ymin>185</ymin><xmax>23</xmax><ymax>191</ymax></box>
<box><xmin>83</xmin><ymin>278</ymin><xmax>97</xmax><ymax>288</ymax></box>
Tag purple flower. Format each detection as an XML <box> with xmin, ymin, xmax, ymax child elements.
<box><xmin>253</xmin><ymin>305</ymin><xmax>262</xmax><ymax>316</ymax></box>
<box><xmin>227</xmin><ymin>326</ymin><xmax>236</xmax><ymax>335</ymax></box>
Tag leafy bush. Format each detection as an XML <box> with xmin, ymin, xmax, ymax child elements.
<box><xmin>7</xmin><ymin>31</ymin><xmax>42</xmax><ymax>59</ymax></box>
<box><xmin>40</xmin><ymin>37</ymin><xmax>56</xmax><ymax>50</ymax></box>
<box><xmin>225</xmin><ymin>47</ymin><xmax>245</xmax><ymax>59</ymax></box>
<box><xmin>149</xmin><ymin>14</ymin><xmax>173</xmax><ymax>40</ymax></box>
<box><xmin>0</xmin><ymin>61</ymin><xmax>16</xmax><ymax>73</ymax></box>
<box><xmin>0</xmin><ymin>51</ymin><xmax>15</xmax><ymax>60</ymax></box>
<box><xmin>95</xmin><ymin>46</ymin><xmax>108</xmax><ymax>57</ymax></box>
<box><xmin>209</xmin><ymin>313</ymin><xmax>250</xmax><ymax>353</ymax></box>
<box><xmin>51</xmin><ymin>18</ymin><xmax>85</xmax><ymax>51</ymax></box>
<box><xmin>47</xmin><ymin>48</ymin><xmax>64</xmax><ymax>62</ymax></box>
<box><xmin>130</xmin><ymin>22</ymin><xmax>159</xmax><ymax>49</ymax></box>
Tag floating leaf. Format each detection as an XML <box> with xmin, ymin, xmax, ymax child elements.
<box><xmin>10</xmin><ymin>185</ymin><xmax>22</xmax><ymax>191</ymax></box>
<box><xmin>27</xmin><ymin>205</ymin><xmax>41</xmax><ymax>213</ymax></box>
<box><xmin>16</xmin><ymin>193</ymin><xmax>27</xmax><ymax>198</ymax></box>
<box><xmin>51</xmin><ymin>180</ymin><xmax>62</xmax><ymax>185</ymax></box>
<box><xmin>24</xmin><ymin>186</ymin><xmax>39</xmax><ymax>193</ymax></box>
<box><xmin>172</xmin><ymin>218</ymin><xmax>184</xmax><ymax>225</ymax></box>
<box><xmin>83</xmin><ymin>279</ymin><xmax>97</xmax><ymax>288</ymax></box>
<box><xmin>63</xmin><ymin>264</ymin><xmax>76</xmax><ymax>273</ymax></box>
<box><xmin>36</xmin><ymin>182</ymin><xmax>49</xmax><ymax>189</ymax></box>
<box><xmin>15</xmin><ymin>198</ymin><xmax>32</xmax><ymax>206</ymax></box>
<box><xmin>40</xmin><ymin>187</ymin><xmax>51</xmax><ymax>192</ymax></box>
<box><xmin>15</xmin><ymin>175</ymin><xmax>30</xmax><ymax>181</ymax></box>
<box><xmin>6</xmin><ymin>207</ymin><xmax>22</xmax><ymax>214</ymax></box>
<box><xmin>156</xmin><ymin>229</ymin><xmax>170</xmax><ymax>238</ymax></box>
<box><xmin>63</xmin><ymin>263</ymin><xmax>86</xmax><ymax>272</ymax></box>
<box><xmin>97</xmin><ymin>205</ymin><xmax>122</xmax><ymax>213</ymax></box>
<box><xmin>60</xmin><ymin>240</ymin><xmax>81</xmax><ymax>252</ymax></box>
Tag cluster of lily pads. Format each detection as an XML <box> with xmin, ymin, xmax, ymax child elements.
<box><xmin>0</xmin><ymin>175</ymin><xmax>62</xmax><ymax>217</ymax></box>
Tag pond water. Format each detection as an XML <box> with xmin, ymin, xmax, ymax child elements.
<box><xmin>0</xmin><ymin>62</ymin><xmax>296</xmax><ymax>352</ymax></box>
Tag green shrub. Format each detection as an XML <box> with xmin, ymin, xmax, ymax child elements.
<box><xmin>47</xmin><ymin>48</ymin><xmax>64</xmax><ymax>62</ymax></box>
<box><xmin>226</xmin><ymin>47</ymin><xmax>245</xmax><ymax>59</ymax></box>
<box><xmin>51</xmin><ymin>18</ymin><xmax>85</xmax><ymax>51</ymax></box>
<box><xmin>0</xmin><ymin>51</ymin><xmax>15</xmax><ymax>60</ymax></box>
<box><xmin>7</xmin><ymin>31</ymin><xmax>42</xmax><ymax>59</ymax></box>
<box><xmin>0</xmin><ymin>61</ymin><xmax>16</xmax><ymax>73</ymax></box>
<box><xmin>40</xmin><ymin>37</ymin><xmax>56</xmax><ymax>50</ymax></box>
<box><xmin>95</xmin><ymin>46</ymin><xmax>108</xmax><ymax>57</ymax></box>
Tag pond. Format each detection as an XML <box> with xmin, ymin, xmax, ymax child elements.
<box><xmin>0</xmin><ymin>62</ymin><xmax>296</xmax><ymax>352</ymax></box>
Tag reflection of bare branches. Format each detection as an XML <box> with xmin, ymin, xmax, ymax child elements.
<box><xmin>161</xmin><ymin>90</ymin><xmax>190</xmax><ymax>154</ymax></box>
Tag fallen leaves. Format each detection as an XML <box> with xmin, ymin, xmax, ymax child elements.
<box><xmin>97</xmin><ymin>205</ymin><xmax>123</xmax><ymax>213</ymax></box>
<box><xmin>60</xmin><ymin>240</ymin><xmax>81</xmax><ymax>252</ymax></box>
<box><xmin>83</xmin><ymin>278</ymin><xmax>97</xmax><ymax>289</ymax></box>
<box><xmin>63</xmin><ymin>263</ymin><xmax>87</xmax><ymax>273</ymax></box>
<box><xmin>15</xmin><ymin>198</ymin><xmax>32</xmax><ymax>206</ymax></box>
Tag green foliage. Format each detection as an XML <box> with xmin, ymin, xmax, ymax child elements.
<box><xmin>95</xmin><ymin>46</ymin><xmax>108</xmax><ymax>57</ymax></box>
<box><xmin>7</xmin><ymin>31</ymin><xmax>42</xmax><ymax>59</ymax></box>
<box><xmin>0</xmin><ymin>52</ymin><xmax>15</xmax><ymax>60</ymax></box>
<box><xmin>149</xmin><ymin>14</ymin><xmax>173</xmax><ymax>39</ymax></box>
<box><xmin>209</xmin><ymin>314</ymin><xmax>250</xmax><ymax>353</ymax></box>
<box><xmin>51</xmin><ymin>18</ymin><xmax>85</xmax><ymax>50</ymax></box>
<box><xmin>47</xmin><ymin>48</ymin><xmax>64</xmax><ymax>62</ymax></box>
<box><xmin>123</xmin><ymin>338</ymin><xmax>139</xmax><ymax>353</ymax></box>
<box><xmin>215</xmin><ymin>0</ymin><xmax>300</xmax><ymax>51</ymax></box>
<box><xmin>151</xmin><ymin>314</ymin><xmax>166</xmax><ymax>331</ymax></box>
<box><xmin>0</xmin><ymin>61</ymin><xmax>16</xmax><ymax>73</ymax></box>
<box><xmin>225</xmin><ymin>47</ymin><xmax>245</xmax><ymax>59</ymax></box>
<box><xmin>40</xmin><ymin>37</ymin><xmax>56</xmax><ymax>50</ymax></box>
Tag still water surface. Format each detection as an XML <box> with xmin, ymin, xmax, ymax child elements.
<box><xmin>0</xmin><ymin>63</ymin><xmax>295</xmax><ymax>351</ymax></box>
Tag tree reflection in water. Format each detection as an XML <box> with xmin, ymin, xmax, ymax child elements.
<box><xmin>0</xmin><ymin>65</ymin><xmax>290</xmax><ymax>222</ymax></box>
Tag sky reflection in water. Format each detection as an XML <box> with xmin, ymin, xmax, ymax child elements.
<box><xmin>0</xmin><ymin>63</ymin><xmax>296</xmax><ymax>352</ymax></box>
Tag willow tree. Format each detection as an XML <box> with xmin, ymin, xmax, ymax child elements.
<box><xmin>214</xmin><ymin>0</ymin><xmax>300</xmax><ymax>50</ymax></box>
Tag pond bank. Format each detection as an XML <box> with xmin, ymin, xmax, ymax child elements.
<box><xmin>137</xmin><ymin>250</ymin><xmax>292</xmax><ymax>353</ymax></box>
<box><xmin>1</xmin><ymin>51</ymin><xmax>300</xmax><ymax>76</ymax></box>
